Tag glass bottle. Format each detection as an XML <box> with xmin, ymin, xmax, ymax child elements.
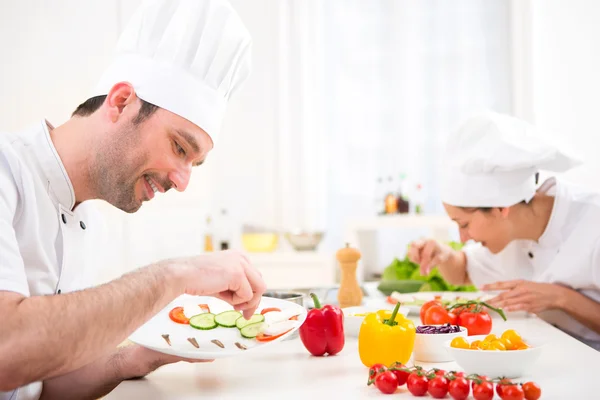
<box><xmin>396</xmin><ymin>174</ymin><xmax>410</xmax><ymax>214</ymax></box>
<box><xmin>384</xmin><ymin>176</ymin><xmax>398</xmax><ymax>214</ymax></box>
<box><xmin>204</xmin><ymin>216</ymin><xmax>214</xmax><ymax>252</ymax></box>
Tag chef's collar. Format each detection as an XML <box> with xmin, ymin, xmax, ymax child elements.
<box><xmin>36</xmin><ymin>119</ymin><xmax>77</xmax><ymax>211</ymax></box>
<box><xmin>535</xmin><ymin>177</ymin><xmax>566</xmax><ymax>248</ymax></box>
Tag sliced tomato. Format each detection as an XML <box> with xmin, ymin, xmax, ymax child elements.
<box><xmin>199</xmin><ymin>304</ymin><xmax>211</xmax><ymax>313</ymax></box>
<box><xmin>260</xmin><ymin>307</ymin><xmax>281</xmax><ymax>315</ymax></box>
<box><xmin>255</xmin><ymin>329</ymin><xmax>292</xmax><ymax>342</ymax></box>
<box><xmin>169</xmin><ymin>306</ymin><xmax>189</xmax><ymax>324</ymax></box>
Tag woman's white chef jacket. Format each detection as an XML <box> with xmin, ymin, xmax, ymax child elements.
<box><xmin>465</xmin><ymin>177</ymin><xmax>600</xmax><ymax>349</ymax></box>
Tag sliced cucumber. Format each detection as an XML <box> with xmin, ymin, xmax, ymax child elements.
<box><xmin>240</xmin><ymin>322</ymin><xmax>264</xmax><ymax>339</ymax></box>
<box><xmin>189</xmin><ymin>313</ymin><xmax>217</xmax><ymax>330</ymax></box>
<box><xmin>235</xmin><ymin>314</ymin><xmax>265</xmax><ymax>330</ymax></box>
<box><xmin>215</xmin><ymin>310</ymin><xmax>243</xmax><ymax>328</ymax></box>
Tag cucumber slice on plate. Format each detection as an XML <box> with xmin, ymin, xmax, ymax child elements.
<box><xmin>215</xmin><ymin>310</ymin><xmax>243</xmax><ymax>328</ymax></box>
<box><xmin>189</xmin><ymin>313</ymin><xmax>217</xmax><ymax>330</ymax></box>
<box><xmin>235</xmin><ymin>314</ymin><xmax>265</xmax><ymax>330</ymax></box>
<box><xmin>240</xmin><ymin>322</ymin><xmax>264</xmax><ymax>339</ymax></box>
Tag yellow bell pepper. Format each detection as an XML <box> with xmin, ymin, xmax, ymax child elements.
<box><xmin>358</xmin><ymin>302</ymin><xmax>416</xmax><ymax>367</ymax></box>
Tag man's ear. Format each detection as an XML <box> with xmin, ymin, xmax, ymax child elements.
<box><xmin>105</xmin><ymin>82</ymin><xmax>137</xmax><ymax>123</ymax></box>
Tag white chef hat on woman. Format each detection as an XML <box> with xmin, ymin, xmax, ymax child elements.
<box><xmin>440</xmin><ymin>111</ymin><xmax>582</xmax><ymax>208</ymax></box>
<box><xmin>93</xmin><ymin>0</ymin><xmax>252</xmax><ymax>145</ymax></box>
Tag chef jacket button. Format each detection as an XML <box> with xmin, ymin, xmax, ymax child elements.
<box><xmin>57</xmin><ymin>289</ymin><xmax>61</xmax><ymax>294</ymax></box>
<box><xmin>61</xmin><ymin>214</ymin><xmax>67</xmax><ymax>224</ymax></box>
<box><xmin>528</xmin><ymin>252</ymin><xmax>534</xmax><ymax>259</ymax></box>
<box><xmin>80</xmin><ymin>221</ymin><xmax>86</xmax><ymax>230</ymax></box>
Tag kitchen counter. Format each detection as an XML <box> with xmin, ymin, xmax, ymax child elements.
<box><xmin>106</xmin><ymin>314</ymin><xmax>599</xmax><ymax>399</ymax></box>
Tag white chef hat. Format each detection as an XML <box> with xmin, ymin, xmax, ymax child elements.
<box><xmin>440</xmin><ymin>111</ymin><xmax>582</xmax><ymax>207</ymax></box>
<box><xmin>92</xmin><ymin>0</ymin><xmax>252</xmax><ymax>144</ymax></box>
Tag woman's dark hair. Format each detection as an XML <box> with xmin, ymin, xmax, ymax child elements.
<box><xmin>71</xmin><ymin>95</ymin><xmax>158</xmax><ymax>125</ymax></box>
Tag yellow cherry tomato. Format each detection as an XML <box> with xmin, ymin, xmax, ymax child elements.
<box><xmin>470</xmin><ymin>340</ymin><xmax>482</xmax><ymax>350</ymax></box>
<box><xmin>479</xmin><ymin>341</ymin><xmax>491</xmax><ymax>350</ymax></box>
<box><xmin>483</xmin><ymin>334</ymin><xmax>499</xmax><ymax>343</ymax></box>
<box><xmin>501</xmin><ymin>329</ymin><xmax>523</xmax><ymax>346</ymax></box>
<box><xmin>516</xmin><ymin>343</ymin><xmax>530</xmax><ymax>350</ymax></box>
<box><xmin>489</xmin><ymin>340</ymin><xmax>506</xmax><ymax>351</ymax></box>
<box><xmin>500</xmin><ymin>337</ymin><xmax>515</xmax><ymax>350</ymax></box>
<box><xmin>451</xmin><ymin>337</ymin><xmax>470</xmax><ymax>349</ymax></box>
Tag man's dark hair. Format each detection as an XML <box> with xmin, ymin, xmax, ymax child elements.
<box><xmin>71</xmin><ymin>95</ymin><xmax>159</xmax><ymax>125</ymax></box>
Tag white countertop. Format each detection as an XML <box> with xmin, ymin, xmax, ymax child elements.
<box><xmin>106</xmin><ymin>315</ymin><xmax>599</xmax><ymax>399</ymax></box>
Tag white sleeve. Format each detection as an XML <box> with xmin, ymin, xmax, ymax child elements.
<box><xmin>463</xmin><ymin>241</ymin><xmax>507</xmax><ymax>287</ymax></box>
<box><xmin>0</xmin><ymin>153</ymin><xmax>29</xmax><ymax>296</ymax></box>
<box><xmin>591</xmin><ymin>237</ymin><xmax>600</xmax><ymax>290</ymax></box>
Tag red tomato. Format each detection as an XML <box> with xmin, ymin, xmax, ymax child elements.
<box><xmin>168</xmin><ymin>307</ymin><xmax>189</xmax><ymax>324</ymax></box>
<box><xmin>368</xmin><ymin>363</ymin><xmax>387</xmax><ymax>385</ymax></box>
<box><xmin>420</xmin><ymin>300</ymin><xmax>443</xmax><ymax>323</ymax></box>
<box><xmin>457</xmin><ymin>310</ymin><xmax>492</xmax><ymax>336</ymax></box>
<box><xmin>389</xmin><ymin>363</ymin><xmax>410</xmax><ymax>386</ymax></box>
<box><xmin>424</xmin><ymin>305</ymin><xmax>451</xmax><ymax>325</ymax></box>
<box><xmin>448</xmin><ymin>311</ymin><xmax>458</xmax><ymax>325</ymax></box>
<box><xmin>501</xmin><ymin>384</ymin><xmax>525</xmax><ymax>400</ymax></box>
<box><xmin>496</xmin><ymin>378</ymin><xmax>513</xmax><ymax>397</ymax></box>
<box><xmin>255</xmin><ymin>329</ymin><xmax>292</xmax><ymax>342</ymax></box>
<box><xmin>428</xmin><ymin>376</ymin><xmax>449</xmax><ymax>399</ymax></box>
<box><xmin>407</xmin><ymin>373</ymin><xmax>429</xmax><ymax>397</ymax></box>
<box><xmin>449</xmin><ymin>371</ymin><xmax>466</xmax><ymax>378</ymax></box>
<box><xmin>471</xmin><ymin>376</ymin><xmax>489</xmax><ymax>391</ymax></box>
<box><xmin>522</xmin><ymin>382</ymin><xmax>542</xmax><ymax>400</ymax></box>
<box><xmin>448</xmin><ymin>377</ymin><xmax>470</xmax><ymax>400</ymax></box>
<box><xmin>260</xmin><ymin>307</ymin><xmax>281</xmax><ymax>315</ymax></box>
<box><xmin>473</xmin><ymin>381</ymin><xmax>494</xmax><ymax>400</ymax></box>
<box><xmin>374</xmin><ymin>371</ymin><xmax>398</xmax><ymax>394</ymax></box>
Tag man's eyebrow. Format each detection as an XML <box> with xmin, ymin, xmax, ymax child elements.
<box><xmin>176</xmin><ymin>129</ymin><xmax>200</xmax><ymax>154</ymax></box>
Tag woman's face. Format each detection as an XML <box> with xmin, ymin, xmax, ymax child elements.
<box><xmin>443</xmin><ymin>203</ymin><xmax>514</xmax><ymax>254</ymax></box>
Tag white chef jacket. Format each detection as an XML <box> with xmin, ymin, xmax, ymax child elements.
<box><xmin>0</xmin><ymin>120</ymin><xmax>106</xmax><ymax>400</ymax></box>
<box><xmin>464</xmin><ymin>177</ymin><xmax>600</xmax><ymax>349</ymax></box>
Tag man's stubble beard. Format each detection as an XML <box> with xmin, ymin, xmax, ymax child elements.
<box><xmin>89</xmin><ymin>124</ymin><xmax>146</xmax><ymax>213</ymax></box>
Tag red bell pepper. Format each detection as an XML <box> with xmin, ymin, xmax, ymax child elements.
<box><xmin>299</xmin><ymin>293</ymin><xmax>345</xmax><ymax>356</ymax></box>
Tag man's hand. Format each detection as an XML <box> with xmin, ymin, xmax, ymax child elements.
<box><xmin>172</xmin><ymin>250</ymin><xmax>266</xmax><ymax>319</ymax></box>
<box><xmin>482</xmin><ymin>280</ymin><xmax>569</xmax><ymax>313</ymax></box>
<box><xmin>123</xmin><ymin>344</ymin><xmax>213</xmax><ymax>379</ymax></box>
<box><xmin>407</xmin><ymin>239</ymin><xmax>453</xmax><ymax>275</ymax></box>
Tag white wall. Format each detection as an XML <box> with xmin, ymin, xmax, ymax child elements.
<box><xmin>530</xmin><ymin>0</ymin><xmax>600</xmax><ymax>187</ymax></box>
<box><xmin>0</xmin><ymin>1</ymin><xmax>119</xmax><ymax>131</ymax></box>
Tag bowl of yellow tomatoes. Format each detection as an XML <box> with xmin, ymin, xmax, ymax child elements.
<box><xmin>444</xmin><ymin>329</ymin><xmax>545</xmax><ymax>378</ymax></box>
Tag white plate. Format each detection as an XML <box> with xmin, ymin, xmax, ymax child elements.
<box><xmin>367</xmin><ymin>291</ymin><xmax>527</xmax><ymax>319</ymax></box>
<box><xmin>365</xmin><ymin>291</ymin><xmax>490</xmax><ymax>313</ymax></box>
<box><xmin>129</xmin><ymin>294</ymin><xmax>307</xmax><ymax>359</ymax></box>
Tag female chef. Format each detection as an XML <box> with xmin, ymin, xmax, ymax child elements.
<box><xmin>409</xmin><ymin>111</ymin><xmax>600</xmax><ymax>350</ymax></box>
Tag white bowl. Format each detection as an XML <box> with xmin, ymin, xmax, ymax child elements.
<box><xmin>413</xmin><ymin>325</ymin><xmax>468</xmax><ymax>362</ymax></box>
<box><xmin>342</xmin><ymin>306</ymin><xmax>410</xmax><ymax>337</ymax></box>
<box><xmin>444</xmin><ymin>335</ymin><xmax>545</xmax><ymax>378</ymax></box>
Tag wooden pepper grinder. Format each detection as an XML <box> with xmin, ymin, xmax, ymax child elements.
<box><xmin>336</xmin><ymin>242</ymin><xmax>363</xmax><ymax>308</ymax></box>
